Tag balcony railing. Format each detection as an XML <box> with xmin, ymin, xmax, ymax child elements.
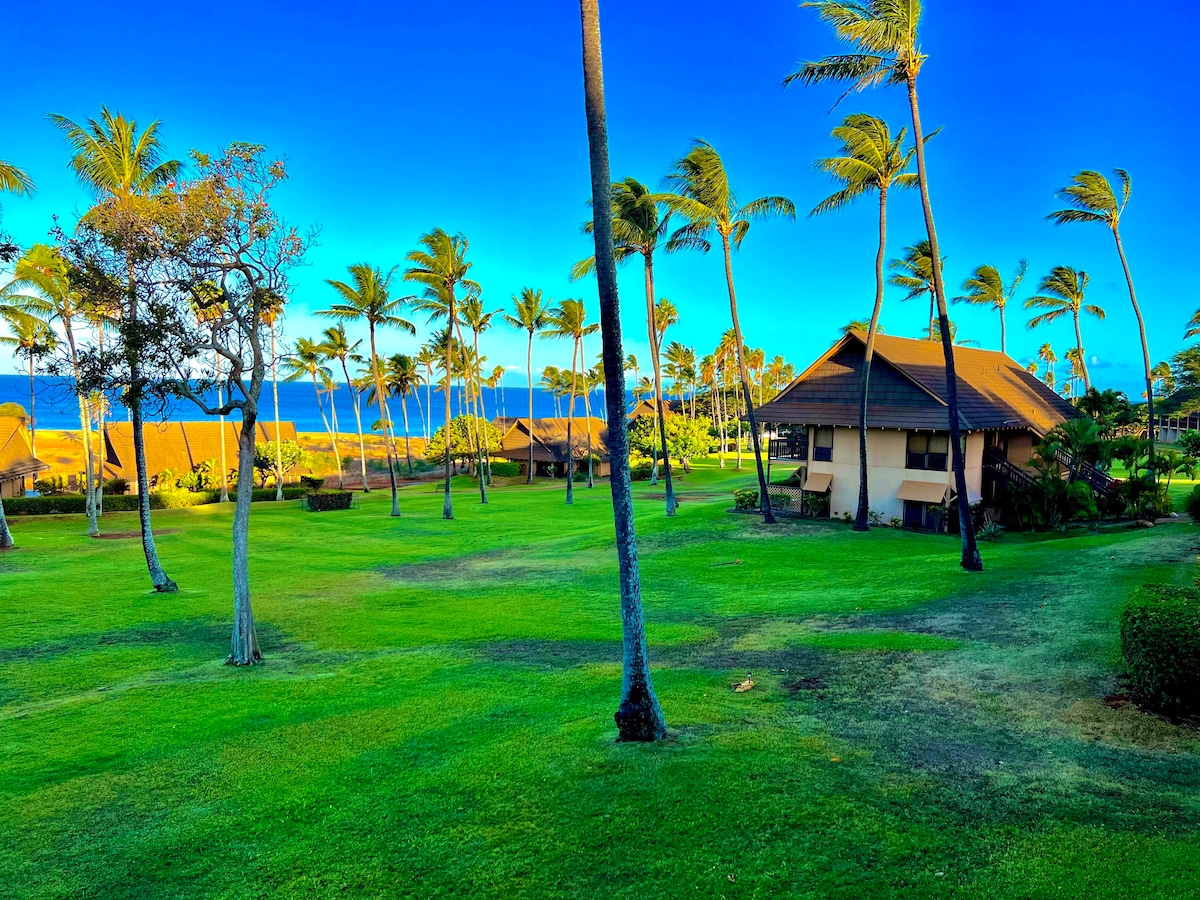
<box><xmin>768</xmin><ymin>436</ymin><xmax>808</xmax><ymax>461</ymax></box>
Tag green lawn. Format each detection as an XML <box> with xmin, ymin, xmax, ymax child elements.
<box><xmin>3</xmin><ymin>460</ymin><xmax>1200</xmax><ymax>899</ymax></box>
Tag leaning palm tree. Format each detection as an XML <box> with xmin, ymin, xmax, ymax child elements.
<box><xmin>570</xmin><ymin>177</ymin><xmax>678</xmax><ymax>515</ymax></box>
<box><xmin>0</xmin><ymin>312</ymin><xmax>55</xmax><ymax>459</ymax></box>
<box><xmin>282</xmin><ymin>337</ymin><xmax>344</xmax><ymax>488</ymax></box>
<box><xmin>579</xmin><ymin>0</ymin><xmax>667</xmax><ymax>741</ymax></box>
<box><xmin>383</xmin><ymin>354</ymin><xmax>422</xmax><ymax>474</ymax></box>
<box><xmin>955</xmin><ymin>260</ymin><xmax>1027</xmax><ymax>355</ymax></box>
<box><xmin>504</xmin><ymin>288</ymin><xmax>550</xmax><ymax>483</ymax></box>
<box><xmin>404</xmin><ymin>228</ymin><xmax>481</xmax><ymax>520</ymax></box>
<box><xmin>1025</xmin><ymin>266</ymin><xmax>1103</xmax><ymax>393</ymax></box>
<box><xmin>1037</xmin><ymin>343</ymin><xmax>1058</xmax><ymax>389</ymax></box>
<box><xmin>888</xmin><ymin>239</ymin><xmax>940</xmax><ymax>340</ymax></box>
<box><xmin>1048</xmin><ymin>170</ymin><xmax>1153</xmax><ymax>448</ymax></box>
<box><xmin>50</xmin><ymin>106</ymin><xmax>181</xmax><ymax>589</ymax></box>
<box><xmin>320</xmin><ymin>324</ymin><xmax>371</xmax><ymax>491</ymax></box>
<box><xmin>319</xmin><ymin>263</ymin><xmax>415</xmax><ymax>516</ymax></box>
<box><xmin>657</xmin><ymin>140</ymin><xmax>794</xmax><ymax>523</ymax></box>
<box><xmin>811</xmin><ymin>112</ymin><xmax>919</xmax><ymax>531</ymax></box>
<box><xmin>788</xmin><ymin>0</ymin><xmax>983</xmax><ymax>570</ymax></box>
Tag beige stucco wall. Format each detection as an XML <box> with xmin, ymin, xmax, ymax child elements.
<box><xmin>806</xmin><ymin>426</ymin><xmax>984</xmax><ymax>521</ymax></box>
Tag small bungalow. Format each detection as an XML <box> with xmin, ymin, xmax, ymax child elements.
<box><xmin>628</xmin><ymin>398</ymin><xmax>678</xmax><ymax>420</ymax></box>
<box><xmin>103</xmin><ymin>420</ymin><xmax>303</xmax><ymax>490</ymax></box>
<box><xmin>756</xmin><ymin>331</ymin><xmax>1098</xmax><ymax>528</ymax></box>
<box><xmin>0</xmin><ymin>411</ymin><xmax>50</xmax><ymax>499</ymax></box>
<box><xmin>492</xmin><ymin>417</ymin><xmax>611</xmax><ymax>477</ymax></box>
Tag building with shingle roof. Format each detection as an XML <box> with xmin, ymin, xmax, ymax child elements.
<box><xmin>492</xmin><ymin>417</ymin><xmax>610</xmax><ymax>477</ymax></box>
<box><xmin>756</xmin><ymin>331</ymin><xmax>1081</xmax><ymax>527</ymax></box>
<box><xmin>0</xmin><ymin>412</ymin><xmax>50</xmax><ymax>498</ymax></box>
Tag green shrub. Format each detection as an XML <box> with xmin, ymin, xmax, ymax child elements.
<box><xmin>33</xmin><ymin>478</ymin><xmax>62</xmax><ymax>495</ymax></box>
<box><xmin>488</xmin><ymin>460</ymin><xmax>521</xmax><ymax>477</ymax></box>
<box><xmin>1184</xmin><ymin>485</ymin><xmax>1200</xmax><ymax>522</ymax></box>
<box><xmin>630</xmin><ymin>463</ymin><xmax>653</xmax><ymax>481</ymax></box>
<box><xmin>1120</xmin><ymin>584</ymin><xmax>1200</xmax><ymax>714</ymax></box>
<box><xmin>305</xmin><ymin>490</ymin><xmax>354</xmax><ymax>512</ymax></box>
<box><xmin>767</xmin><ymin>493</ymin><xmax>792</xmax><ymax>510</ymax></box>
<box><xmin>732</xmin><ymin>489</ymin><xmax>759</xmax><ymax>511</ymax></box>
<box><xmin>105</xmin><ymin>477</ymin><xmax>128</xmax><ymax>495</ymax></box>
<box><xmin>6</xmin><ymin>486</ymin><xmax>307</xmax><ymax>515</ymax></box>
<box><xmin>300</xmin><ymin>475</ymin><xmax>325</xmax><ymax>491</ymax></box>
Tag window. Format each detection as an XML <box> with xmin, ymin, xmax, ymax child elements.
<box><xmin>906</xmin><ymin>431</ymin><xmax>948</xmax><ymax>471</ymax></box>
<box><xmin>813</xmin><ymin>427</ymin><xmax>834</xmax><ymax>462</ymax></box>
<box><xmin>903</xmin><ymin>500</ymin><xmax>946</xmax><ymax>531</ymax></box>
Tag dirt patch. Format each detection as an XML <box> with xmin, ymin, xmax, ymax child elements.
<box><xmin>93</xmin><ymin>529</ymin><xmax>179</xmax><ymax>540</ymax></box>
<box><xmin>786</xmin><ymin>676</ymin><xmax>828</xmax><ymax>693</ymax></box>
<box><xmin>379</xmin><ymin>550</ymin><xmax>550</xmax><ymax>585</ymax></box>
<box><xmin>478</xmin><ymin>639</ymin><xmax>620</xmax><ymax>669</ymax></box>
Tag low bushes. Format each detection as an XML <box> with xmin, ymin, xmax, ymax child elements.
<box><xmin>488</xmin><ymin>460</ymin><xmax>521</xmax><ymax>477</ymax></box>
<box><xmin>1120</xmin><ymin>584</ymin><xmax>1200</xmax><ymax>714</ymax></box>
<box><xmin>305</xmin><ymin>491</ymin><xmax>353</xmax><ymax>512</ymax></box>
<box><xmin>1184</xmin><ymin>485</ymin><xmax>1200</xmax><ymax>522</ymax></box>
<box><xmin>5</xmin><ymin>486</ymin><xmax>309</xmax><ymax>515</ymax></box>
<box><xmin>732</xmin><ymin>488</ymin><xmax>759</xmax><ymax>511</ymax></box>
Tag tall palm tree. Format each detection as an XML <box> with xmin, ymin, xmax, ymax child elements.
<box><xmin>319</xmin><ymin>263</ymin><xmax>414</xmax><ymax>516</ymax></box>
<box><xmin>888</xmin><ymin>239</ymin><xmax>940</xmax><ymax>340</ymax></box>
<box><xmin>321</xmin><ymin>324</ymin><xmax>371</xmax><ymax>492</ymax></box>
<box><xmin>404</xmin><ymin>228</ymin><xmax>481</xmax><ymax>520</ymax></box>
<box><xmin>281</xmin><ymin>337</ymin><xmax>344</xmax><ymax>488</ymax></box>
<box><xmin>579</xmin><ymin>0</ymin><xmax>666</xmax><ymax>741</ymax></box>
<box><xmin>1048</xmin><ymin>170</ymin><xmax>1153</xmax><ymax>448</ymax></box>
<box><xmin>955</xmin><ymin>260</ymin><xmax>1027</xmax><ymax>355</ymax></box>
<box><xmin>415</xmin><ymin>344</ymin><xmax>438</xmax><ymax>440</ymax></box>
<box><xmin>383</xmin><ymin>354</ymin><xmax>422</xmax><ymax>474</ymax></box>
<box><xmin>570</xmin><ymin>177</ymin><xmax>678</xmax><ymax>515</ymax></box>
<box><xmin>50</xmin><ymin>106</ymin><xmax>181</xmax><ymax>589</ymax></box>
<box><xmin>3</xmin><ymin>243</ymin><xmax>103</xmax><ymax>534</ymax></box>
<box><xmin>0</xmin><ymin>312</ymin><xmax>55</xmax><ymax>458</ymax></box>
<box><xmin>811</xmin><ymin>112</ymin><xmax>919</xmax><ymax>530</ymax></box>
<box><xmin>1025</xmin><ymin>266</ymin><xmax>1103</xmax><ymax>393</ymax></box>
<box><xmin>657</xmin><ymin>140</ymin><xmax>794</xmax><ymax>523</ymax></box>
<box><xmin>461</xmin><ymin>296</ymin><xmax>502</xmax><ymax>490</ymax></box>
<box><xmin>260</xmin><ymin>301</ymin><xmax>288</xmax><ymax>501</ymax></box>
<box><xmin>489</xmin><ymin>365</ymin><xmax>507</xmax><ymax>420</ymax></box>
<box><xmin>504</xmin><ymin>288</ymin><xmax>550</xmax><ymax>483</ymax></box>
<box><xmin>788</xmin><ymin>0</ymin><xmax>983</xmax><ymax>570</ymax></box>
<box><xmin>1037</xmin><ymin>343</ymin><xmax>1058</xmax><ymax>389</ymax></box>
<box><xmin>542</xmin><ymin>299</ymin><xmax>599</xmax><ymax>502</ymax></box>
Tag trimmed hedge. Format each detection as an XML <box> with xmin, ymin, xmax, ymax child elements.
<box><xmin>488</xmin><ymin>460</ymin><xmax>521</xmax><ymax>477</ymax></box>
<box><xmin>1120</xmin><ymin>584</ymin><xmax>1200</xmax><ymax>714</ymax></box>
<box><xmin>305</xmin><ymin>490</ymin><xmax>353</xmax><ymax>512</ymax></box>
<box><xmin>4</xmin><ymin>486</ymin><xmax>309</xmax><ymax>516</ymax></box>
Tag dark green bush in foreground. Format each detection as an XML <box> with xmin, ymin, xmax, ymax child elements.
<box><xmin>1184</xmin><ymin>485</ymin><xmax>1200</xmax><ymax>522</ymax></box>
<box><xmin>1120</xmin><ymin>584</ymin><xmax>1200</xmax><ymax>713</ymax></box>
<box><xmin>305</xmin><ymin>491</ymin><xmax>354</xmax><ymax>512</ymax></box>
<box><xmin>487</xmin><ymin>460</ymin><xmax>521</xmax><ymax>477</ymax></box>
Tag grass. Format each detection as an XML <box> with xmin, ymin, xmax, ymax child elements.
<box><xmin>3</xmin><ymin>458</ymin><xmax>1200</xmax><ymax>898</ymax></box>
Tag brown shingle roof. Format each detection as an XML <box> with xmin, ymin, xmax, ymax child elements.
<box><xmin>494</xmin><ymin>417</ymin><xmax>610</xmax><ymax>462</ymax></box>
<box><xmin>103</xmin><ymin>420</ymin><xmax>300</xmax><ymax>479</ymax></box>
<box><xmin>0</xmin><ymin>416</ymin><xmax>50</xmax><ymax>481</ymax></box>
<box><xmin>759</xmin><ymin>331</ymin><xmax>1079</xmax><ymax>435</ymax></box>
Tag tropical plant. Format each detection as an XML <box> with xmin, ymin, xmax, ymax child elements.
<box><xmin>788</xmin><ymin>0</ymin><xmax>983</xmax><ymax>569</ymax></box>
<box><xmin>460</xmin><ymin>295</ymin><xmax>502</xmax><ymax>491</ymax></box>
<box><xmin>383</xmin><ymin>353</ymin><xmax>422</xmax><ymax>474</ymax></box>
<box><xmin>50</xmin><ymin>106</ymin><xmax>181</xmax><ymax>589</ymax></box>
<box><xmin>1048</xmin><ymin>169</ymin><xmax>1152</xmax><ymax>456</ymax></box>
<box><xmin>580</xmin><ymin>0</ymin><xmax>667</xmax><ymax>741</ymax></box>
<box><xmin>570</xmin><ymin>177</ymin><xmax>677</xmax><ymax>514</ymax></box>
<box><xmin>319</xmin><ymin>263</ymin><xmax>414</xmax><ymax>516</ymax></box>
<box><xmin>252</xmin><ymin>440</ymin><xmax>308</xmax><ymax>488</ymax></box>
<box><xmin>0</xmin><ymin>312</ymin><xmax>55</xmax><ymax>459</ymax></box>
<box><xmin>503</xmin><ymin>288</ymin><xmax>549</xmax><ymax>483</ymax></box>
<box><xmin>542</xmin><ymin>299</ymin><xmax>599</xmax><ymax>501</ymax></box>
<box><xmin>1024</xmin><ymin>267</ymin><xmax>1103</xmax><ymax>393</ymax></box>
<box><xmin>888</xmin><ymin>239</ymin><xmax>940</xmax><ymax>341</ymax></box>
<box><xmin>281</xmin><ymin>337</ymin><xmax>344</xmax><ymax>488</ymax></box>
<box><xmin>405</xmin><ymin>229</ymin><xmax>480</xmax><ymax>519</ymax></box>
<box><xmin>320</xmin><ymin>323</ymin><xmax>371</xmax><ymax>491</ymax></box>
<box><xmin>954</xmin><ymin>260</ymin><xmax>1027</xmax><ymax>355</ymax></box>
<box><xmin>811</xmin><ymin>112</ymin><xmax>919</xmax><ymax>530</ymax></box>
<box><xmin>657</xmin><ymin>139</ymin><xmax>794</xmax><ymax>524</ymax></box>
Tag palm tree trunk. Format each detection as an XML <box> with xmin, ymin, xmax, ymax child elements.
<box><xmin>28</xmin><ymin>354</ymin><xmax>36</xmax><ymax>459</ymax></box>
<box><xmin>443</xmin><ymin>300</ymin><xmax>456</xmax><ymax>519</ymax></box>
<box><xmin>719</xmin><ymin>234</ymin><xmax>773</xmax><ymax>524</ymax></box>
<box><xmin>401</xmin><ymin>394</ymin><xmax>413</xmax><ymax>474</ymax></box>
<box><xmin>644</xmin><ymin>255</ymin><xmax>676</xmax><ymax>514</ymax></box>
<box><xmin>581</xmin><ymin>333</ymin><xmax>595</xmax><ymax>489</ymax></box>
<box><xmin>326</xmin><ymin>379</ymin><xmax>345</xmax><ymax>489</ymax></box>
<box><xmin>229</xmin><ymin>408</ymin><xmax>262</xmax><ymax>665</ymax></box>
<box><xmin>271</xmin><ymin>328</ymin><xmax>285</xmax><ymax>501</ymax></box>
<box><xmin>216</xmin><ymin>351</ymin><xmax>230</xmax><ymax>503</ymax></box>
<box><xmin>1113</xmin><ymin>228</ymin><xmax>1154</xmax><ymax>458</ymax></box>
<box><xmin>458</xmin><ymin>323</ymin><xmax>488</xmax><ymax>504</ymax></box>
<box><xmin>580</xmin><ymin>0</ymin><xmax>666</xmax><ymax>741</ymax></box>
<box><xmin>1072</xmin><ymin>310</ymin><xmax>1092</xmax><ymax>393</ymax></box>
<box><xmin>369</xmin><ymin>326</ymin><xmax>400</xmax><ymax>516</ymax></box>
<box><xmin>0</xmin><ymin>493</ymin><xmax>12</xmax><ymax>549</ymax></box>
<box><xmin>854</xmin><ymin>185</ymin><xmax>889</xmax><ymax>532</ymax></box>
<box><xmin>95</xmin><ymin>325</ymin><xmax>104</xmax><ymax>517</ymax></box>
<box><xmin>999</xmin><ymin>305</ymin><xmax>1007</xmax><ymax>357</ymax></box>
<box><xmin>565</xmin><ymin>339</ymin><xmax>578</xmax><ymax>504</ymax></box>
<box><xmin>474</xmin><ymin>332</ymin><xmax>494</xmax><ymax>488</ymax></box>
<box><xmin>342</xmin><ymin>357</ymin><xmax>370</xmax><ymax>493</ymax></box>
<box><xmin>311</xmin><ymin>370</ymin><xmax>341</xmax><ymax>486</ymax></box>
<box><xmin>64</xmin><ymin>320</ymin><xmax>100</xmax><ymax>536</ymax></box>
<box><xmin>906</xmin><ymin>74</ymin><xmax>982</xmax><ymax>571</ymax></box>
<box><xmin>928</xmin><ymin>294</ymin><xmax>935</xmax><ymax>342</ymax></box>
<box><xmin>526</xmin><ymin>331</ymin><xmax>536</xmax><ymax>482</ymax></box>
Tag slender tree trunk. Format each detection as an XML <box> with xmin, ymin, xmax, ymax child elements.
<box><xmin>565</xmin><ymin>339</ymin><xmax>578</xmax><ymax>504</ymax></box>
<box><xmin>342</xmin><ymin>358</ymin><xmax>371</xmax><ymax>492</ymax></box>
<box><xmin>458</xmin><ymin>323</ymin><xmax>488</xmax><ymax>504</ymax></box>
<box><xmin>443</xmin><ymin>303</ymin><xmax>456</xmax><ymax>519</ymax></box>
<box><xmin>928</xmin><ymin>294</ymin><xmax>935</xmax><ymax>342</ymax></box>
<box><xmin>719</xmin><ymin>233</ymin><xmax>774</xmax><ymax>524</ymax></box>
<box><xmin>999</xmin><ymin>305</ymin><xmax>1007</xmax><ymax>357</ymax></box>
<box><xmin>326</xmin><ymin>378</ymin><xmax>345</xmax><ymax>489</ymax></box>
<box><xmin>478</xmin><ymin>363</ymin><xmax>494</xmax><ymax>487</ymax></box>
<box><xmin>906</xmin><ymin>74</ymin><xmax>981</xmax><ymax>571</ymax></box>
<box><xmin>473</xmin><ymin>330</ymin><xmax>493</xmax><ymax>491</ymax></box>
<box><xmin>95</xmin><ymin>325</ymin><xmax>104</xmax><ymax>517</ymax></box>
<box><xmin>581</xmin><ymin>333</ymin><xmax>595</xmax><ymax>488</ymax></box>
<box><xmin>854</xmin><ymin>185</ymin><xmax>889</xmax><ymax>532</ymax></box>
<box><xmin>0</xmin><ymin>492</ymin><xmax>12</xmax><ymax>548</ymax></box>
<box><xmin>1113</xmin><ymin>228</ymin><xmax>1154</xmax><ymax>458</ymax></box>
<box><xmin>580</xmin><ymin>0</ymin><xmax>666</xmax><ymax>741</ymax></box>
<box><xmin>1072</xmin><ymin>310</ymin><xmax>1092</xmax><ymax>393</ymax></box>
<box><xmin>269</xmin><ymin>328</ymin><xmax>285</xmax><ymax>500</ymax></box>
<box><xmin>229</xmin><ymin>409</ymin><xmax>262</xmax><ymax>666</ymax></box>
<box><xmin>217</xmin><ymin>353</ymin><xmax>230</xmax><ymax>503</ymax></box>
<box><xmin>65</xmin><ymin>321</ymin><xmax>100</xmax><ymax>536</ymax></box>
<box><xmin>369</xmin><ymin>327</ymin><xmax>401</xmax><ymax>516</ymax></box>
<box><xmin>401</xmin><ymin>394</ymin><xmax>413</xmax><ymax>474</ymax></box>
<box><xmin>526</xmin><ymin>331</ymin><xmax>536</xmax><ymax>482</ymax></box>
<box><xmin>28</xmin><ymin>355</ymin><xmax>36</xmax><ymax>459</ymax></box>
<box><xmin>311</xmin><ymin>371</ymin><xmax>342</xmax><ymax>486</ymax></box>
<box><xmin>425</xmin><ymin>364</ymin><xmax>433</xmax><ymax>440</ymax></box>
<box><xmin>644</xmin><ymin>255</ymin><xmax>676</xmax><ymax>514</ymax></box>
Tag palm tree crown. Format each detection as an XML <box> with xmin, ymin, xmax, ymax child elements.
<box><xmin>1025</xmin><ymin>267</ymin><xmax>1104</xmax><ymax>329</ymax></box>
<box><xmin>810</xmin><ymin>113</ymin><xmax>919</xmax><ymax>215</ymax></box>
<box><xmin>320</xmin><ymin>264</ymin><xmax>415</xmax><ymax>335</ymax></box>
<box><xmin>954</xmin><ymin>260</ymin><xmax>1027</xmax><ymax>355</ymax></box>
<box><xmin>1047</xmin><ymin>169</ymin><xmax>1130</xmax><ymax>231</ymax></box>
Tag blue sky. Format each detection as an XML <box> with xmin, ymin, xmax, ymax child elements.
<box><xmin>2</xmin><ymin>0</ymin><xmax>1197</xmax><ymax>396</ymax></box>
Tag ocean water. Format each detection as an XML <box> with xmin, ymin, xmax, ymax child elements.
<box><xmin>0</xmin><ymin>374</ymin><xmax>630</xmax><ymax>434</ymax></box>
